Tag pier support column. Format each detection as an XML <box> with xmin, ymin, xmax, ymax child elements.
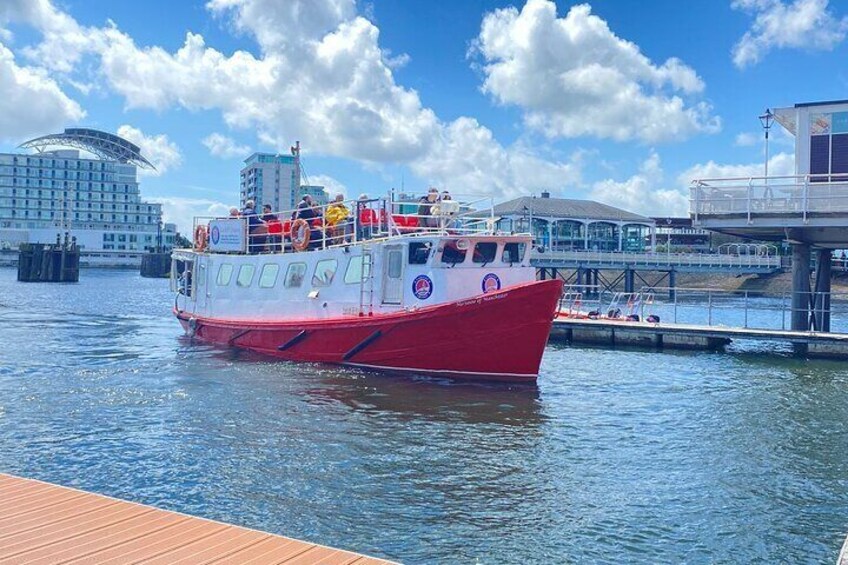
<box><xmin>624</xmin><ymin>268</ymin><xmax>634</xmax><ymax>293</ymax></box>
<box><xmin>813</xmin><ymin>249</ymin><xmax>832</xmax><ymax>332</ymax></box>
<box><xmin>576</xmin><ymin>267</ymin><xmax>585</xmax><ymax>292</ymax></box>
<box><xmin>668</xmin><ymin>270</ymin><xmax>676</xmax><ymax>300</ymax></box>
<box><xmin>791</xmin><ymin>244</ymin><xmax>811</xmax><ymax>332</ymax></box>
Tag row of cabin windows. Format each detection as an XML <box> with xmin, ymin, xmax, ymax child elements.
<box><xmin>216</xmin><ymin>256</ymin><xmax>366</xmax><ymax>290</ymax></box>
<box><xmin>215</xmin><ymin>241</ymin><xmax>525</xmax><ymax>289</ymax></box>
<box><xmin>436</xmin><ymin>241</ymin><xmax>525</xmax><ymax>265</ymax></box>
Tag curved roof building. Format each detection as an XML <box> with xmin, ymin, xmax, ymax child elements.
<box><xmin>19</xmin><ymin>128</ymin><xmax>155</xmax><ymax>170</ymax></box>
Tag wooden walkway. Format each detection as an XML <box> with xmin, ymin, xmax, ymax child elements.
<box><xmin>0</xmin><ymin>473</ymin><xmax>396</xmax><ymax>564</ymax></box>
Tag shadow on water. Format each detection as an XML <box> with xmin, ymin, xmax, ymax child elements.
<box><xmin>184</xmin><ymin>337</ymin><xmax>545</xmax><ymax>427</ymax></box>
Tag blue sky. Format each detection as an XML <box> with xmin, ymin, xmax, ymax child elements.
<box><xmin>1</xmin><ymin>0</ymin><xmax>847</xmax><ymax>234</ymax></box>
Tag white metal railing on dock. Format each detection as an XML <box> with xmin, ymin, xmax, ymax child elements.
<box><xmin>690</xmin><ymin>173</ymin><xmax>848</xmax><ymax>223</ymax></box>
<box><xmin>560</xmin><ymin>285</ymin><xmax>848</xmax><ymax>333</ymax></box>
<box><xmin>534</xmin><ymin>250</ymin><xmax>782</xmax><ymax>270</ymax></box>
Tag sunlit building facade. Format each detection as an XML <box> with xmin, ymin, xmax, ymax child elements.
<box><xmin>0</xmin><ymin>128</ymin><xmax>175</xmax><ymax>266</ymax></box>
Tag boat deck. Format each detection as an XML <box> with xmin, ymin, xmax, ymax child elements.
<box><xmin>0</xmin><ymin>473</ymin><xmax>396</xmax><ymax>564</ymax></box>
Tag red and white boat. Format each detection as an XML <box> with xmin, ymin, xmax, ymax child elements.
<box><xmin>171</xmin><ymin>194</ymin><xmax>562</xmax><ymax>382</ymax></box>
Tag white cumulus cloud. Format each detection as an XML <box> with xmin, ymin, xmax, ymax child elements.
<box><xmin>202</xmin><ymin>132</ymin><xmax>251</xmax><ymax>159</ymax></box>
<box><xmin>678</xmin><ymin>151</ymin><xmax>795</xmax><ymax>184</ymax></box>
<box><xmin>116</xmin><ymin>125</ymin><xmax>182</xmax><ymax>176</ymax></box>
<box><xmin>734</xmin><ymin>132</ymin><xmax>760</xmax><ymax>146</ymax></box>
<box><xmin>590</xmin><ymin>152</ymin><xmax>689</xmax><ymax>218</ymax></box>
<box><xmin>732</xmin><ymin>0</ymin><xmax>848</xmax><ymax>68</ymax></box>
<box><xmin>472</xmin><ymin>0</ymin><xmax>720</xmax><ymax>143</ymax></box>
<box><xmin>0</xmin><ymin>42</ymin><xmax>84</xmax><ymax>142</ymax></box>
<box><xmin>14</xmin><ymin>0</ymin><xmax>585</xmax><ymax>198</ymax></box>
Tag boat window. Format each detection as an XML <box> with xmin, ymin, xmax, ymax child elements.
<box><xmin>312</xmin><ymin>258</ymin><xmax>338</xmax><ymax>287</ymax></box>
<box><xmin>236</xmin><ymin>264</ymin><xmax>255</xmax><ymax>287</ymax></box>
<box><xmin>388</xmin><ymin>250</ymin><xmax>403</xmax><ymax>278</ymax></box>
<box><xmin>284</xmin><ymin>262</ymin><xmax>307</xmax><ymax>288</ymax></box>
<box><xmin>409</xmin><ymin>241</ymin><xmax>431</xmax><ymax>265</ymax></box>
<box><xmin>472</xmin><ymin>242</ymin><xmax>497</xmax><ymax>264</ymax></box>
<box><xmin>440</xmin><ymin>240</ymin><xmax>467</xmax><ymax>265</ymax></box>
<box><xmin>502</xmin><ymin>242</ymin><xmax>526</xmax><ymax>264</ymax></box>
<box><xmin>344</xmin><ymin>255</ymin><xmax>365</xmax><ymax>284</ymax></box>
<box><xmin>258</xmin><ymin>264</ymin><xmax>280</xmax><ymax>288</ymax></box>
<box><xmin>216</xmin><ymin>263</ymin><xmax>233</xmax><ymax>286</ymax></box>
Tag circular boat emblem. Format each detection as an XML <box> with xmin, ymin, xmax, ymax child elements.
<box><xmin>412</xmin><ymin>275</ymin><xmax>433</xmax><ymax>300</ymax></box>
<box><xmin>210</xmin><ymin>226</ymin><xmax>220</xmax><ymax>245</ymax></box>
<box><xmin>482</xmin><ymin>273</ymin><xmax>501</xmax><ymax>293</ymax></box>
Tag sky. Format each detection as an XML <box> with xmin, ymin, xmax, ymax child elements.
<box><xmin>1</xmin><ymin>0</ymin><xmax>847</xmax><ymax>235</ymax></box>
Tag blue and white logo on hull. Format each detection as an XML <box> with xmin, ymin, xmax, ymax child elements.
<box><xmin>482</xmin><ymin>273</ymin><xmax>501</xmax><ymax>293</ymax></box>
<box><xmin>413</xmin><ymin>275</ymin><xmax>433</xmax><ymax>300</ymax></box>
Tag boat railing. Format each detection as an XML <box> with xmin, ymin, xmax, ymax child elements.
<box><xmin>189</xmin><ymin>193</ymin><xmax>501</xmax><ymax>254</ymax></box>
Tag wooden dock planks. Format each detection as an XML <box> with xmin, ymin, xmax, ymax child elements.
<box><xmin>0</xmin><ymin>473</ymin><xmax>396</xmax><ymax>565</ymax></box>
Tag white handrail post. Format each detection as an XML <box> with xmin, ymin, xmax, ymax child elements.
<box><xmin>803</xmin><ymin>175</ymin><xmax>809</xmax><ymax>223</ymax></box>
<box><xmin>747</xmin><ymin>178</ymin><xmax>753</xmax><ymax>224</ymax></box>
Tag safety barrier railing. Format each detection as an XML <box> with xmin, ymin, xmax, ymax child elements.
<box><xmin>690</xmin><ymin>173</ymin><xmax>848</xmax><ymax>223</ymax></box>
<box><xmin>189</xmin><ymin>193</ymin><xmax>500</xmax><ymax>255</ymax></box>
<box><xmin>557</xmin><ymin>285</ymin><xmax>848</xmax><ymax>333</ymax></box>
<box><xmin>534</xmin><ymin>250</ymin><xmax>782</xmax><ymax>269</ymax></box>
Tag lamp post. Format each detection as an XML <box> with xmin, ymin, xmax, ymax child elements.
<box><xmin>759</xmin><ymin>108</ymin><xmax>774</xmax><ymax>200</ymax></box>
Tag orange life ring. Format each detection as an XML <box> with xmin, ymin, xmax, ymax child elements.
<box><xmin>194</xmin><ymin>224</ymin><xmax>208</xmax><ymax>252</ymax></box>
<box><xmin>291</xmin><ymin>218</ymin><xmax>311</xmax><ymax>252</ymax></box>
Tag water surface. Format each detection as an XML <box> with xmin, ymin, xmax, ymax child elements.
<box><xmin>1</xmin><ymin>268</ymin><xmax>847</xmax><ymax>563</ymax></box>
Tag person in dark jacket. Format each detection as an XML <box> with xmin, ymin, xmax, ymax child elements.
<box><xmin>242</xmin><ymin>199</ymin><xmax>266</xmax><ymax>253</ymax></box>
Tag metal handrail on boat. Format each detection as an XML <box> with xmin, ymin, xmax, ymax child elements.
<box><xmin>189</xmin><ymin>193</ymin><xmax>505</xmax><ymax>255</ymax></box>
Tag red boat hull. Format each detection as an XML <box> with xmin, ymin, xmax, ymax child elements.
<box><xmin>175</xmin><ymin>279</ymin><xmax>563</xmax><ymax>382</ymax></box>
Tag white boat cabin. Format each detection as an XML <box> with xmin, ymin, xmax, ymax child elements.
<box><xmin>172</xmin><ymin>195</ymin><xmax>536</xmax><ymax>321</ymax></box>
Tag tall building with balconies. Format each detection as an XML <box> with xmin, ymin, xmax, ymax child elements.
<box><xmin>240</xmin><ymin>152</ymin><xmax>299</xmax><ymax>212</ymax></box>
<box><xmin>0</xmin><ymin>128</ymin><xmax>173</xmax><ymax>266</ymax></box>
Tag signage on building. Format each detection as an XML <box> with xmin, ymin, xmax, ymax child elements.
<box><xmin>208</xmin><ymin>219</ymin><xmax>246</xmax><ymax>252</ymax></box>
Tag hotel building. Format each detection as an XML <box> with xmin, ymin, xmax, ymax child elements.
<box><xmin>0</xmin><ymin>128</ymin><xmax>175</xmax><ymax>267</ymax></box>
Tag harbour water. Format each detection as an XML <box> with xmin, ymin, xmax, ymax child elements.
<box><xmin>1</xmin><ymin>268</ymin><xmax>847</xmax><ymax>563</ymax></box>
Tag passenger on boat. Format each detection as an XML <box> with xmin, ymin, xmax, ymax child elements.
<box><xmin>242</xmin><ymin>200</ymin><xmax>267</xmax><ymax>253</ymax></box>
<box><xmin>292</xmin><ymin>195</ymin><xmax>319</xmax><ymax>221</ymax></box>
<box><xmin>325</xmin><ymin>193</ymin><xmax>351</xmax><ymax>245</ymax></box>
<box><xmin>229</xmin><ymin>207</ymin><xmax>240</xmax><ymax>217</ymax></box>
<box><xmin>356</xmin><ymin>194</ymin><xmax>373</xmax><ymax>241</ymax></box>
<box><xmin>418</xmin><ymin>187</ymin><xmax>439</xmax><ymax>228</ymax></box>
<box><xmin>262</xmin><ymin>204</ymin><xmax>283</xmax><ymax>252</ymax></box>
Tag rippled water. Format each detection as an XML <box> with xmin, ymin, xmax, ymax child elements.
<box><xmin>1</xmin><ymin>267</ymin><xmax>848</xmax><ymax>563</ymax></box>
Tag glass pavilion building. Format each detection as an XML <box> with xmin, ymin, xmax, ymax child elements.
<box><xmin>0</xmin><ymin>128</ymin><xmax>175</xmax><ymax>267</ymax></box>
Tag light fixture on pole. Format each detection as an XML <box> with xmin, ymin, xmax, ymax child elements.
<box><xmin>759</xmin><ymin>108</ymin><xmax>774</xmax><ymax>200</ymax></box>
